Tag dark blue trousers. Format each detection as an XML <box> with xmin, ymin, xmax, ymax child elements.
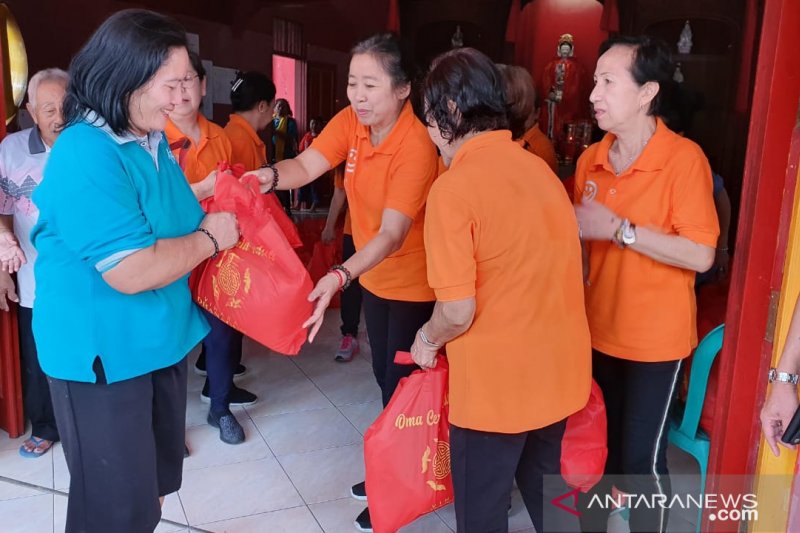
<box><xmin>201</xmin><ymin>309</ymin><xmax>243</xmax><ymax>414</ymax></box>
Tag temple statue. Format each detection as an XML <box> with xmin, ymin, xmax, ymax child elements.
<box><xmin>540</xmin><ymin>33</ymin><xmax>590</xmax><ymax>157</ymax></box>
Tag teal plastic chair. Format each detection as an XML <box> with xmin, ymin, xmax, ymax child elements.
<box><xmin>668</xmin><ymin>323</ymin><xmax>725</xmax><ymax>533</ymax></box>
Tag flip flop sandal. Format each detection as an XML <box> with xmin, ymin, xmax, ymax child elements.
<box><xmin>19</xmin><ymin>437</ymin><xmax>54</xmax><ymax>458</ymax></box>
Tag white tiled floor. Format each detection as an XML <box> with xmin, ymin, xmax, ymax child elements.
<box><xmin>0</xmin><ymin>308</ymin><xmax>701</xmax><ymax>532</ymax></box>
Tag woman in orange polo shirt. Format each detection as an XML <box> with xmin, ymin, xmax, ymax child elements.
<box><xmin>497</xmin><ymin>63</ymin><xmax>559</xmax><ymax>173</ymax></box>
<box><xmin>224</xmin><ymin>71</ymin><xmax>275</xmax><ymax>171</ymax></box>
<box><xmin>412</xmin><ymin>47</ymin><xmax>590</xmax><ymax>533</ymax></box>
<box><xmin>574</xmin><ymin>36</ymin><xmax>719</xmax><ymax>533</ymax></box>
<box><xmin>166</xmin><ymin>52</ymin><xmax>255</xmax><ymax>446</ymax></box>
<box><xmin>245</xmin><ymin>33</ymin><xmax>438</xmax><ymax>532</ymax></box>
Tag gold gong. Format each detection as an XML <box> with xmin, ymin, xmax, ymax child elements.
<box><xmin>0</xmin><ymin>4</ymin><xmax>27</xmax><ymax>125</ymax></box>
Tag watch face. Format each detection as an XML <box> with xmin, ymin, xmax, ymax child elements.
<box><xmin>622</xmin><ymin>226</ymin><xmax>636</xmax><ymax>245</ymax></box>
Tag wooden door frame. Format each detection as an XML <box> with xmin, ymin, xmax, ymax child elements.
<box><xmin>0</xmin><ymin>3</ymin><xmax>23</xmax><ymax>438</ymax></box>
<box><xmin>705</xmin><ymin>0</ymin><xmax>800</xmax><ymax>530</ymax></box>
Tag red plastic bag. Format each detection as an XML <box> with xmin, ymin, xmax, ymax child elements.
<box><xmin>193</xmin><ymin>164</ymin><xmax>313</xmax><ymax>355</ymax></box>
<box><xmin>263</xmin><ymin>191</ymin><xmax>303</xmax><ymax>249</ymax></box>
<box><xmin>306</xmin><ymin>241</ymin><xmax>341</xmax><ymax>308</ymax></box>
<box><xmin>364</xmin><ymin>352</ymin><xmax>453</xmax><ymax>533</ymax></box>
<box><xmin>200</xmin><ymin>163</ymin><xmax>302</xmax><ymax>249</ymax></box>
<box><xmin>561</xmin><ymin>380</ymin><xmax>608</xmax><ymax>492</ymax></box>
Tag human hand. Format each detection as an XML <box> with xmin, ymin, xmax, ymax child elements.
<box><xmin>321</xmin><ymin>225</ymin><xmax>336</xmax><ymax>244</ymax></box>
<box><xmin>574</xmin><ymin>200</ymin><xmax>621</xmax><ymax>241</ymax></box>
<box><xmin>242</xmin><ymin>168</ymin><xmax>276</xmax><ymax>194</ymax></box>
<box><xmin>410</xmin><ymin>329</ymin><xmax>438</xmax><ymax>370</ymax></box>
<box><xmin>200</xmin><ymin>212</ymin><xmax>240</xmax><ymax>251</ymax></box>
<box><xmin>0</xmin><ymin>231</ymin><xmax>26</xmax><ymax>273</ymax></box>
<box><xmin>194</xmin><ymin>170</ymin><xmax>217</xmax><ymax>201</ymax></box>
<box><xmin>302</xmin><ymin>273</ymin><xmax>339</xmax><ymax>342</ymax></box>
<box><xmin>0</xmin><ymin>271</ymin><xmax>19</xmax><ymax>311</ymax></box>
<box><xmin>760</xmin><ymin>383</ymin><xmax>799</xmax><ymax>457</ymax></box>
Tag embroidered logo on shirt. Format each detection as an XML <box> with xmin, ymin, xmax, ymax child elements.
<box><xmin>583</xmin><ymin>180</ymin><xmax>598</xmax><ymax>202</ymax></box>
<box><xmin>345</xmin><ymin>148</ymin><xmax>357</xmax><ymax>174</ymax></box>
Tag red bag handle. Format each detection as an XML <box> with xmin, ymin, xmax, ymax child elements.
<box><xmin>394</xmin><ymin>351</ymin><xmax>446</xmax><ymax>368</ymax></box>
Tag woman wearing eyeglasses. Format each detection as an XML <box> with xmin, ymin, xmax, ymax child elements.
<box><xmin>31</xmin><ymin>10</ymin><xmax>239</xmax><ymax>531</ymax></box>
<box><xmin>165</xmin><ymin>51</ymin><xmax>256</xmax><ymax>446</ymax></box>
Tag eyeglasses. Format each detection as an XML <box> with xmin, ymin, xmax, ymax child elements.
<box><xmin>180</xmin><ymin>74</ymin><xmax>200</xmax><ymax>90</ymax></box>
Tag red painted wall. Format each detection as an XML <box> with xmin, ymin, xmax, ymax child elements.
<box><xmin>273</xmin><ymin>55</ymin><xmax>298</xmax><ymax>115</ymax></box>
<box><xmin>511</xmin><ymin>0</ymin><xmax>607</xmax><ymax>98</ymax></box>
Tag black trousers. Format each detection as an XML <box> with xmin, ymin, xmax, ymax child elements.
<box><xmin>578</xmin><ymin>350</ymin><xmax>682</xmax><ymax>533</ymax></box>
<box><xmin>18</xmin><ymin>306</ymin><xmax>58</xmax><ymax>442</ymax></box>
<box><xmin>48</xmin><ymin>357</ymin><xmax>188</xmax><ymax>533</ymax></box>
<box><xmin>361</xmin><ymin>288</ymin><xmax>434</xmax><ymax>407</ymax></box>
<box><xmin>451</xmin><ymin>420</ymin><xmax>578</xmax><ymax>533</ymax></box>
<box><xmin>201</xmin><ymin>309</ymin><xmax>243</xmax><ymax>414</ymax></box>
<box><xmin>339</xmin><ymin>233</ymin><xmax>362</xmax><ymax>337</ymax></box>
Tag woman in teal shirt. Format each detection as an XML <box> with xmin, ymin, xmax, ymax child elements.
<box><xmin>31</xmin><ymin>10</ymin><xmax>238</xmax><ymax>533</ymax></box>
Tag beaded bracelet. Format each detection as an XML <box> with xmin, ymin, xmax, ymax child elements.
<box><xmin>329</xmin><ymin>268</ymin><xmax>345</xmax><ymax>289</ymax></box>
<box><xmin>328</xmin><ymin>264</ymin><xmax>352</xmax><ymax>291</ymax></box>
<box><xmin>260</xmin><ymin>163</ymin><xmax>280</xmax><ymax>193</ymax></box>
<box><xmin>197</xmin><ymin>227</ymin><xmax>219</xmax><ymax>258</ymax></box>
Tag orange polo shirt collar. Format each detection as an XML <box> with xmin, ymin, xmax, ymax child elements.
<box><xmin>590</xmin><ymin>117</ymin><xmax>672</xmax><ymax>176</ymax></box>
<box><xmin>354</xmin><ymin>100</ymin><xmax>416</xmax><ymax>156</ymax></box>
<box><xmin>165</xmin><ymin>114</ymin><xmax>221</xmax><ymax>152</ymax></box>
<box><xmin>450</xmin><ymin>130</ymin><xmax>513</xmax><ymax>169</ymax></box>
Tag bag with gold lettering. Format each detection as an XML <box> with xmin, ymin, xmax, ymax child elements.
<box><xmin>561</xmin><ymin>379</ymin><xmax>607</xmax><ymax>492</ymax></box>
<box><xmin>193</xmin><ymin>163</ymin><xmax>313</xmax><ymax>355</ymax></box>
<box><xmin>364</xmin><ymin>351</ymin><xmax>453</xmax><ymax>532</ymax></box>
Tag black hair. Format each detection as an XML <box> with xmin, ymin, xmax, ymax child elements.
<box><xmin>599</xmin><ymin>35</ymin><xmax>674</xmax><ymax>116</ymax></box>
<box><xmin>188</xmin><ymin>51</ymin><xmax>205</xmax><ymax>80</ymax></box>
<box><xmin>274</xmin><ymin>98</ymin><xmax>292</xmax><ymax>116</ymax></box>
<box><xmin>421</xmin><ymin>47</ymin><xmax>509</xmax><ymax>142</ymax></box>
<box><xmin>63</xmin><ymin>9</ymin><xmax>188</xmax><ymax>135</ymax></box>
<box><xmin>351</xmin><ymin>32</ymin><xmax>413</xmax><ymax>89</ymax></box>
<box><xmin>230</xmin><ymin>71</ymin><xmax>277</xmax><ymax>112</ymax></box>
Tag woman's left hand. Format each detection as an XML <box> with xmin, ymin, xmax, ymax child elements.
<box><xmin>302</xmin><ymin>273</ymin><xmax>340</xmax><ymax>342</ymax></box>
<box><xmin>574</xmin><ymin>200</ymin><xmax>621</xmax><ymax>241</ymax></box>
<box><xmin>411</xmin><ymin>330</ymin><xmax>438</xmax><ymax>370</ymax></box>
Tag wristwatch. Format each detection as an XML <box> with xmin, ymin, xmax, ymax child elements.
<box><xmin>768</xmin><ymin>368</ymin><xmax>800</xmax><ymax>385</ymax></box>
<box><xmin>613</xmin><ymin>218</ymin><xmax>637</xmax><ymax>248</ymax></box>
<box><xmin>621</xmin><ymin>220</ymin><xmax>637</xmax><ymax>246</ymax></box>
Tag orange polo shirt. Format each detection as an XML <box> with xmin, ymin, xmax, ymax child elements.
<box><xmin>224</xmin><ymin>113</ymin><xmax>266</xmax><ymax>171</ymax></box>
<box><xmin>312</xmin><ymin>101</ymin><xmax>438</xmax><ymax>302</ymax></box>
<box><xmin>426</xmin><ymin>130</ymin><xmax>591</xmax><ymax>433</ymax></box>
<box><xmin>574</xmin><ymin>118</ymin><xmax>719</xmax><ymax>362</ymax></box>
<box><xmin>165</xmin><ymin>115</ymin><xmax>233</xmax><ymax>184</ymax></box>
<box><xmin>333</xmin><ymin>166</ymin><xmax>352</xmax><ymax>236</ymax></box>
<box><xmin>519</xmin><ymin>124</ymin><xmax>558</xmax><ymax>174</ymax></box>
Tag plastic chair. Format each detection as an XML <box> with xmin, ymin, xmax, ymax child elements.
<box><xmin>668</xmin><ymin>323</ymin><xmax>725</xmax><ymax>533</ymax></box>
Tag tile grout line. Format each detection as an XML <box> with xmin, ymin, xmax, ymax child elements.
<box><xmin>285</xmin><ymin>350</ymin><xmax>374</xmax><ymax>532</ymax></box>
<box><xmin>247</xmin><ymin>415</ymin><xmax>328</xmax><ymax>532</ymax></box>
<box><xmin>0</xmin><ymin>476</ymin><xmax>211</xmax><ymax>533</ymax></box>
<box><xmin>287</xmin><ymin>351</ymin><xmax>373</xmax><ymax>438</ymax></box>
